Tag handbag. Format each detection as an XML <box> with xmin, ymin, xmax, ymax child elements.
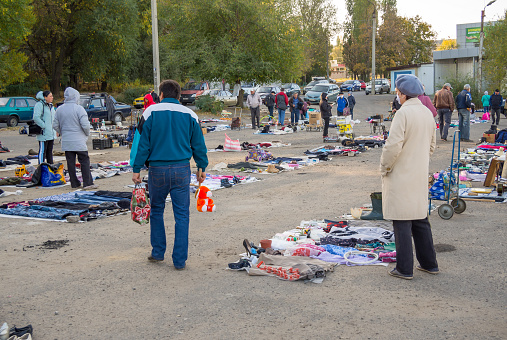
<box><xmin>224</xmin><ymin>133</ymin><xmax>241</xmax><ymax>151</ymax></box>
<box><xmin>29</xmin><ymin>101</ymin><xmax>46</xmax><ymax>135</ymax></box>
<box><xmin>131</xmin><ymin>184</ymin><xmax>151</xmax><ymax>225</ymax></box>
<box><xmin>343</xmin><ymin>107</ymin><xmax>350</xmax><ymax>116</ymax></box>
<box><xmin>28</xmin><ymin>123</ymin><xmax>43</xmax><ymax>135</ymax></box>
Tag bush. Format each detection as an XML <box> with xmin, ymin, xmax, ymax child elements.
<box><xmin>436</xmin><ymin>75</ymin><xmax>482</xmax><ymax>109</ymax></box>
<box><xmin>195</xmin><ymin>95</ymin><xmax>224</xmax><ymax>114</ymax></box>
<box><xmin>1</xmin><ymin>79</ymin><xmax>47</xmax><ymax>97</ymax></box>
<box><xmin>112</xmin><ymin>80</ymin><xmax>152</xmax><ymax>105</ymax></box>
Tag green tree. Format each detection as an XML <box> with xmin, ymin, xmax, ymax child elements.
<box><xmin>158</xmin><ymin>0</ymin><xmax>305</xmax><ymax>85</ymax></box>
<box><xmin>25</xmin><ymin>0</ymin><xmax>140</xmax><ymax>95</ymax></box>
<box><xmin>292</xmin><ymin>0</ymin><xmax>339</xmax><ymax>80</ymax></box>
<box><xmin>343</xmin><ymin>0</ymin><xmax>377</xmax><ymax>80</ymax></box>
<box><xmin>0</xmin><ymin>0</ymin><xmax>34</xmax><ymax>92</ymax></box>
<box><xmin>401</xmin><ymin>15</ymin><xmax>436</xmax><ymax>64</ymax></box>
<box><xmin>484</xmin><ymin>10</ymin><xmax>507</xmax><ymax>92</ymax></box>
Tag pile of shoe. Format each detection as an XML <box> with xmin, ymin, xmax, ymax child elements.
<box><xmin>0</xmin><ymin>323</ymin><xmax>33</xmax><ymax>340</ymax></box>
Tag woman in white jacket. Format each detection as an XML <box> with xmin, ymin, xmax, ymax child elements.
<box><xmin>380</xmin><ymin>74</ymin><xmax>439</xmax><ymax>280</ymax></box>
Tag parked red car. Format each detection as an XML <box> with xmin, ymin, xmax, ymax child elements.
<box><xmin>180</xmin><ymin>81</ymin><xmax>210</xmax><ymax>105</ymax></box>
<box><xmin>358</xmin><ymin>80</ymin><xmax>367</xmax><ymax>90</ymax></box>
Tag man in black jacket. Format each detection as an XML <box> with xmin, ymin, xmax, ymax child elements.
<box><xmin>490</xmin><ymin>89</ymin><xmax>503</xmax><ymax>125</ymax></box>
<box><xmin>264</xmin><ymin>91</ymin><xmax>276</xmax><ymax>120</ymax></box>
<box><xmin>455</xmin><ymin>84</ymin><xmax>473</xmax><ymax>142</ymax></box>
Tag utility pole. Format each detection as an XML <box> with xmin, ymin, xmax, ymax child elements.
<box><xmin>371</xmin><ymin>12</ymin><xmax>376</xmax><ymax>95</ymax></box>
<box><xmin>151</xmin><ymin>0</ymin><xmax>160</xmax><ymax>93</ymax></box>
<box><xmin>367</xmin><ymin>0</ymin><xmax>376</xmax><ymax>95</ymax></box>
<box><xmin>326</xmin><ymin>39</ymin><xmax>330</xmax><ymax>79</ymax></box>
<box><xmin>478</xmin><ymin>0</ymin><xmax>496</xmax><ymax>93</ymax></box>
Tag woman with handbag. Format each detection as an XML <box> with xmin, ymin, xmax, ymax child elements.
<box><xmin>33</xmin><ymin>90</ymin><xmax>57</xmax><ymax>164</ymax></box>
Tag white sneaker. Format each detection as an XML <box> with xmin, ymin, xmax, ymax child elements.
<box><xmin>83</xmin><ymin>184</ymin><xmax>98</xmax><ymax>190</ymax></box>
<box><xmin>19</xmin><ymin>335</ymin><xmax>32</xmax><ymax>340</ymax></box>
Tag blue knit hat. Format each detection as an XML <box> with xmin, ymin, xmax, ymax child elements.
<box><xmin>395</xmin><ymin>75</ymin><xmax>424</xmax><ymax>97</ymax></box>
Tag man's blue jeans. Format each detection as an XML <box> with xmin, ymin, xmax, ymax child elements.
<box><xmin>267</xmin><ymin>105</ymin><xmax>274</xmax><ymax>119</ymax></box>
<box><xmin>291</xmin><ymin>108</ymin><xmax>299</xmax><ymax>124</ymax></box>
<box><xmin>458</xmin><ymin>109</ymin><xmax>470</xmax><ymax>140</ymax></box>
<box><xmin>278</xmin><ymin>109</ymin><xmax>286</xmax><ymax>125</ymax></box>
<box><xmin>148</xmin><ymin>163</ymin><xmax>190</xmax><ymax>268</ymax></box>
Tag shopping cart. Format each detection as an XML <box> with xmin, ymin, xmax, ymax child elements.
<box><xmin>428</xmin><ymin>130</ymin><xmax>467</xmax><ymax>219</ymax></box>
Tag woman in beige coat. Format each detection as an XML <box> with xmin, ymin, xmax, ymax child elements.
<box><xmin>380</xmin><ymin>74</ymin><xmax>439</xmax><ymax>280</ymax></box>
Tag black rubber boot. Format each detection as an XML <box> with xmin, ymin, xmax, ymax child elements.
<box><xmin>360</xmin><ymin>192</ymin><xmax>384</xmax><ymax>220</ymax></box>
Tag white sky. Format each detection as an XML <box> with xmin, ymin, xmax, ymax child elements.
<box><xmin>331</xmin><ymin>0</ymin><xmax>506</xmax><ymax>40</ymax></box>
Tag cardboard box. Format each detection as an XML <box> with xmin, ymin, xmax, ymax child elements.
<box><xmin>309</xmin><ymin>112</ymin><xmax>321</xmax><ymax>126</ymax></box>
<box><xmin>202</xmin><ymin>127</ymin><xmax>207</xmax><ymax>135</ymax></box>
<box><xmin>483</xmin><ymin>133</ymin><xmax>495</xmax><ymax>143</ymax></box>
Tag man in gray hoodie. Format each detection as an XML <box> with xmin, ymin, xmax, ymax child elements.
<box><xmin>53</xmin><ymin>87</ymin><xmax>97</xmax><ymax>189</ymax></box>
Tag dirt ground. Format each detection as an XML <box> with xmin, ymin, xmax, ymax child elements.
<box><xmin>1</xmin><ymin>92</ymin><xmax>506</xmax><ymax>339</ymax></box>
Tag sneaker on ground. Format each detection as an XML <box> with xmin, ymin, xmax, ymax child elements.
<box><xmin>83</xmin><ymin>184</ymin><xmax>98</xmax><ymax>190</ymax></box>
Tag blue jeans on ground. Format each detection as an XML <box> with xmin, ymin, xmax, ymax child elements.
<box><xmin>291</xmin><ymin>108</ymin><xmax>299</xmax><ymax>124</ymax></box>
<box><xmin>267</xmin><ymin>106</ymin><xmax>274</xmax><ymax>119</ymax></box>
<box><xmin>458</xmin><ymin>109</ymin><xmax>470</xmax><ymax>140</ymax></box>
<box><xmin>278</xmin><ymin>108</ymin><xmax>286</xmax><ymax>125</ymax></box>
<box><xmin>148</xmin><ymin>163</ymin><xmax>190</xmax><ymax>268</ymax></box>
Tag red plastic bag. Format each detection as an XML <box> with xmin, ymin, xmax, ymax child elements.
<box><xmin>131</xmin><ymin>185</ymin><xmax>150</xmax><ymax>225</ymax></box>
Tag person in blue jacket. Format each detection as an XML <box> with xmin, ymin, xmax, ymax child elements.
<box><xmin>132</xmin><ymin>79</ymin><xmax>208</xmax><ymax>270</ymax></box>
<box><xmin>33</xmin><ymin>90</ymin><xmax>57</xmax><ymax>164</ymax></box>
<box><xmin>336</xmin><ymin>92</ymin><xmax>348</xmax><ymax>116</ymax></box>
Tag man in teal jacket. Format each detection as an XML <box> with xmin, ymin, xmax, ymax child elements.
<box><xmin>132</xmin><ymin>79</ymin><xmax>208</xmax><ymax>269</ymax></box>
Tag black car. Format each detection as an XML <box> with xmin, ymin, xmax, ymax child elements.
<box><xmin>281</xmin><ymin>83</ymin><xmax>301</xmax><ymax>97</ymax></box>
<box><xmin>78</xmin><ymin>93</ymin><xmax>131</xmax><ymax>123</ymax></box>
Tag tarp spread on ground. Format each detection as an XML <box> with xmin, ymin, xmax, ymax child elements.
<box><xmin>0</xmin><ymin>191</ymin><xmax>131</xmax><ymax>221</ymax></box>
<box><xmin>229</xmin><ymin>220</ymin><xmax>396</xmax><ymax>283</ymax></box>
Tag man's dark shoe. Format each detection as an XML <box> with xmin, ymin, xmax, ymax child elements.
<box><xmin>463</xmin><ymin>139</ymin><xmax>475</xmax><ymax>143</ymax></box>
<box><xmin>389</xmin><ymin>268</ymin><xmax>413</xmax><ymax>280</ymax></box>
<box><xmin>147</xmin><ymin>256</ymin><xmax>163</xmax><ymax>262</ymax></box>
<box><xmin>416</xmin><ymin>265</ymin><xmax>439</xmax><ymax>275</ymax></box>
<box><xmin>174</xmin><ymin>265</ymin><xmax>186</xmax><ymax>270</ymax></box>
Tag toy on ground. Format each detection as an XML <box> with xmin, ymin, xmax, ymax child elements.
<box><xmin>195</xmin><ymin>185</ymin><xmax>215</xmax><ymax>212</ymax></box>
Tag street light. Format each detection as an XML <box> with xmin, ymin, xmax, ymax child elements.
<box><xmin>366</xmin><ymin>0</ymin><xmax>376</xmax><ymax>95</ymax></box>
<box><xmin>478</xmin><ymin>0</ymin><xmax>496</xmax><ymax>93</ymax></box>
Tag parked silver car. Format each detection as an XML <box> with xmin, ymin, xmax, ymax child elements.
<box><xmin>303</xmin><ymin>83</ymin><xmax>341</xmax><ymax>105</ymax></box>
<box><xmin>366</xmin><ymin>79</ymin><xmax>390</xmax><ymax>95</ymax></box>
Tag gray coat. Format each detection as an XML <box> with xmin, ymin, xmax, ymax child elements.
<box><xmin>53</xmin><ymin>87</ymin><xmax>91</xmax><ymax>152</ymax></box>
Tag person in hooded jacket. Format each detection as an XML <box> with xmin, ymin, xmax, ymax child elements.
<box><xmin>130</xmin><ymin>93</ymin><xmax>156</xmax><ymax>166</ymax></box>
<box><xmin>33</xmin><ymin>90</ymin><xmax>57</xmax><ymax>164</ymax></box>
<box><xmin>53</xmin><ymin>87</ymin><xmax>96</xmax><ymax>190</ymax></box>
<box><xmin>320</xmin><ymin>93</ymin><xmax>333</xmax><ymax>138</ymax></box>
